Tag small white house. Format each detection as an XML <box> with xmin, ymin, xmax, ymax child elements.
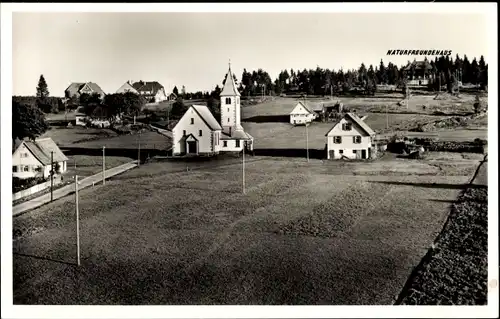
<box><xmin>290</xmin><ymin>101</ymin><xmax>316</xmax><ymax>125</ymax></box>
<box><xmin>12</xmin><ymin>138</ymin><xmax>68</xmax><ymax>179</ymax></box>
<box><xmin>172</xmin><ymin>105</ymin><xmax>223</xmax><ymax>156</ymax></box>
<box><xmin>325</xmin><ymin>113</ymin><xmax>376</xmax><ymax>160</ymax></box>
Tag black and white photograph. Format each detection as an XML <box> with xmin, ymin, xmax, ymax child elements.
<box><xmin>1</xmin><ymin>3</ymin><xmax>498</xmax><ymax>319</ymax></box>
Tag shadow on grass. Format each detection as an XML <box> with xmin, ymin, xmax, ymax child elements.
<box><xmin>367</xmin><ymin>110</ymin><xmax>474</xmax><ymax>117</ymax></box>
<box><xmin>429</xmin><ymin>198</ymin><xmax>487</xmax><ymax>204</ymax></box>
<box><xmin>243</xmin><ymin>115</ymin><xmax>290</xmax><ymax>123</ymax></box>
<box><xmin>370</xmin><ymin>181</ymin><xmax>487</xmax><ymax>190</ymax></box>
<box><xmin>253</xmin><ymin>148</ymin><xmax>325</xmax><ymax>160</ymax></box>
<box><xmin>164</xmin><ymin>184</ymin><xmax>242</xmax><ymax>194</ymax></box>
<box><xmin>13</xmin><ymin>252</ymin><xmax>77</xmax><ymax>267</ymax></box>
<box><xmin>74</xmin><ymin>131</ymin><xmax>113</xmax><ymax>136</ymax></box>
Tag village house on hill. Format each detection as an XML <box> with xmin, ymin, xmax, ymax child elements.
<box><xmin>12</xmin><ymin>138</ymin><xmax>68</xmax><ymax>179</ymax></box>
<box><xmin>289</xmin><ymin>101</ymin><xmax>317</xmax><ymax>125</ymax></box>
<box><xmin>167</xmin><ymin>92</ymin><xmax>177</xmax><ymax>101</ymax></box>
<box><xmin>116</xmin><ymin>81</ymin><xmax>140</xmax><ymax>94</ymax></box>
<box><xmin>325</xmin><ymin>113</ymin><xmax>375</xmax><ymax>160</ymax></box>
<box><xmin>405</xmin><ymin>59</ymin><xmax>433</xmax><ymax>87</ymax></box>
<box><xmin>172</xmin><ymin>63</ymin><xmax>254</xmax><ymax>156</ymax></box>
<box><xmin>132</xmin><ymin>81</ymin><xmax>167</xmax><ymax>103</ymax></box>
<box><xmin>65</xmin><ymin>82</ymin><xmax>106</xmax><ymax>100</ymax></box>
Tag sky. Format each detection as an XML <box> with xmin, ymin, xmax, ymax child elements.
<box><xmin>12</xmin><ymin>12</ymin><xmax>490</xmax><ymax>97</ymax></box>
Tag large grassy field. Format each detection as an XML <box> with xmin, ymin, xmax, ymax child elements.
<box><xmin>241</xmin><ymin>94</ymin><xmax>485</xmax><ymax>119</ymax></box>
<box><xmin>241</xmin><ymin>94</ymin><xmax>487</xmax><ymax>149</ymax></box>
<box><xmin>64</xmin><ymin>155</ymin><xmax>133</xmax><ymax>178</ymax></box>
<box><xmin>242</xmin><ymin>121</ymin><xmax>487</xmax><ymax>151</ymax></box>
<box><xmin>74</xmin><ymin>130</ymin><xmax>172</xmax><ymax>150</ymax></box>
<box><xmin>40</xmin><ymin>126</ymin><xmax>171</xmax><ymax>151</ymax></box>
<box><xmin>41</xmin><ymin>127</ymin><xmax>118</xmax><ymax>147</ymax></box>
<box><xmin>13</xmin><ymin>153</ymin><xmax>483</xmax><ymax>305</ymax></box>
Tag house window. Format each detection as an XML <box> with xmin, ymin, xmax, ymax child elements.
<box><xmin>20</xmin><ymin>152</ymin><xmax>28</xmax><ymax>158</ymax></box>
<box><xmin>23</xmin><ymin>166</ymin><xmax>30</xmax><ymax>172</ymax></box>
<box><xmin>339</xmin><ymin>150</ymin><xmax>344</xmax><ymax>154</ymax></box>
<box><xmin>236</xmin><ymin>140</ymin><xmax>240</xmax><ymax>147</ymax></box>
<box><xmin>228</xmin><ymin>118</ymin><xmax>230</xmax><ymax>123</ymax></box>
<box><xmin>191</xmin><ymin>118</ymin><xmax>194</xmax><ymax>124</ymax></box>
<box><xmin>353</xmin><ymin>150</ymin><xmax>357</xmax><ymax>154</ymax></box>
<box><xmin>199</xmin><ymin>130</ymin><xmax>202</xmax><ymax>137</ymax></box>
<box><xmin>227</xmin><ymin>108</ymin><xmax>229</xmax><ymax>112</ymax></box>
<box><xmin>353</xmin><ymin>136</ymin><xmax>362</xmax><ymax>144</ymax></box>
<box><xmin>342</xmin><ymin>123</ymin><xmax>352</xmax><ymax>131</ymax></box>
<box><xmin>225</xmin><ymin>98</ymin><xmax>231</xmax><ymax>105</ymax></box>
<box><xmin>223</xmin><ymin>141</ymin><xmax>227</xmax><ymax>147</ymax></box>
<box><xmin>183</xmin><ymin>130</ymin><xmax>186</xmax><ymax>136</ymax></box>
<box><xmin>334</xmin><ymin>136</ymin><xmax>342</xmax><ymax>144</ymax></box>
<box><xmin>13</xmin><ymin>166</ymin><xmax>18</xmax><ymax>172</ymax></box>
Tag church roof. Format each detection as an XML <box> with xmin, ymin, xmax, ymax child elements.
<box><xmin>220</xmin><ymin>128</ymin><xmax>253</xmax><ymax>140</ymax></box>
<box><xmin>191</xmin><ymin>104</ymin><xmax>222</xmax><ymax>131</ymax></box>
<box><xmin>220</xmin><ymin>66</ymin><xmax>241</xmax><ymax>97</ymax></box>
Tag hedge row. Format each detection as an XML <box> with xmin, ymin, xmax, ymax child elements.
<box><xmin>388</xmin><ymin>138</ymin><xmax>487</xmax><ymax>154</ymax></box>
<box><xmin>13</xmin><ymin>176</ymin><xmax>47</xmax><ymax>193</ymax></box>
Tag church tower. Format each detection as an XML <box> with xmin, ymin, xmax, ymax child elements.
<box><xmin>220</xmin><ymin>61</ymin><xmax>243</xmax><ymax>134</ymax></box>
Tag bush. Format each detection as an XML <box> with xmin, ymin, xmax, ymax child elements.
<box><xmin>424</xmin><ymin>141</ymin><xmax>484</xmax><ymax>153</ymax></box>
<box><xmin>13</xmin><ymin>176</ymin><xmax>47</xmax><ymax>193</ymax></box>
<box><xmin>474</xmin><ymin>138</ymin><xmax>487</xmax><ymax>146</ymax></box>
<box><xmin>473</xmin><ymin>95</ymin><xmax>483</xmax><ymax>113</ymax></box>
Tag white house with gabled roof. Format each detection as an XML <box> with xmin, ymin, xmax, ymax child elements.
<box><xmin>12</xmin><ymin>138</ymin><xmax>68</xmax><ymax>179</ymax></box>
<box><xmin>172</xmin><ymin>104</ymin><xmax>222</xmax><ymax>156</ymax></box>
<box><xmin>325</xmin><ymin>113</ymin><xmax>376</xmax><ymax>160</ymax></box>
<box><xmin>289</xmin><ymin>101</ymin><xmax>317</xmax><ymax>125</ymax></box>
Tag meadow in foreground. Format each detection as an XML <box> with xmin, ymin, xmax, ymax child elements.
<box><xmin>13</xmin><ymin>154</ymin><xmax>481</xmax><ymax>305</ymax></box>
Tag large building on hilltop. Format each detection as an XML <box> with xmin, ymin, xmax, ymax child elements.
<box><xmin>172</xmin><ymin>62</ymin><xmax>254</xmax><ymax>156</ymax></box>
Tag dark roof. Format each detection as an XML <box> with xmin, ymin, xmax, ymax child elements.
<box><xmin>405</xmin><ymin>60</ymin><xmax>432</xmax><ymax>71</ymax></box>
<box><xmin>65</xmin><ymin>82</ymin><xmax>106</xmax><ymax>97</ymax></box>
<box><xmin>220</xmin><ymin>128</ymin><xmax>253</xmax><ymax>140</ymax></box>
<box><xmin>21</xmin><ymin>138</ymin><xmax>68</xmax><ymax>165</ymax></box>
<box><xmin>65</xmin><ymin>82</ymin><xmax>85</xmax><ymax>96</ymax></box>
<box><xmin>132</xmin><ymin>81</ymin><xmax>165</xmax><ymax>95</ymax></box>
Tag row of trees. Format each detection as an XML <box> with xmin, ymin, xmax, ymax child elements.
<box><xmin>178</xmin><ymin>54</ymin><xmax>485</xmax><ymax>98</ymax></box>
<box><xmin>78</xmin><ymin>91</ymin><xmax>146</xmax><ymax>124</ymax></box>
<box><xmin>171</xmin><ymin>55</ymin><xmax>487</xmax><ymax>100</ymax></box>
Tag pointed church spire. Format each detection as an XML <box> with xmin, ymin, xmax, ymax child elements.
<box><xmin>220</xmin><ymin>59</ymin><xmax>240</xmax><ymax>97</ymax></box>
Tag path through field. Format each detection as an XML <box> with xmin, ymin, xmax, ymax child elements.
<box><xmin>12</xmin><ymin>161</ymin><xmax>138</xmax><ymax>216</ymax></box>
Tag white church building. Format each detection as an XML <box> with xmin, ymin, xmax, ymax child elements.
<box><xmin>172</xmin><ymin>63</ymin><xmax>254</xmax><ymax>156</ymax></box>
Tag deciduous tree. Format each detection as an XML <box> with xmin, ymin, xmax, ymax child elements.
<box><xmin>12</xmin><ymin>99</ymin><xmax>49</xmax><ymax>142</ymax></box>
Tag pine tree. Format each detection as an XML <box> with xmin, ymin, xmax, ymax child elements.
<box><xmin>36</xmin><ymin>75</ymin><xmax>49</xmax><ymax>99</ymax></box>
<box><xmin>463</xmin><ymin>55</ymin><xmax>471</xmax><ymax>84</ymax></box>
<box><xmin>470</xmin><ymin>58</ymin><xmax>479</xmax><ymax>85</ymax></box>
<box><xmin>478</xmin><ymin>55</ymin><xmax>487</xmax><ymax>88</ymax></box>
<box><xmin>173</xmin><ymin>86</ymin><xmax>179</xmax><ymax>96</ymax></box>
<box><xmin>378</xmin><ymin>59</ymin><xmax>387</xmax><ymax>84</ymax></box>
